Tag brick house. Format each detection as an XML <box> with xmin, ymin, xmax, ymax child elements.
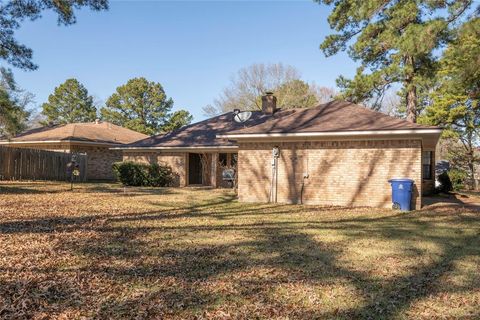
<box><xmin>118</xmin><ymin>93</ymin><xmax>441</xmax><ymax>209</ymax></box>
<box><xmin>117</xmin><ymin>110</ymin><xmax>274</xmax><ymax>187</ymax></box>
<box><xmin>0</xmin><ymin>121</ymin><xmax>148</xmax><ymax>180</ymax></box>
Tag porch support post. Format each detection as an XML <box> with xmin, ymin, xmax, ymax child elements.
<box><xmin>211</xmin><ymin>152</ymin><xmax>218</xmax><ymax>188</ymax></box>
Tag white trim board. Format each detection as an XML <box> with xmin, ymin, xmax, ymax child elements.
<box><xmin>217</xmin><ymin>129</ymin><xmax>442</xmax><ymax>139</ymax></box>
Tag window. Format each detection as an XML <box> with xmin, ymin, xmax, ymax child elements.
<box><xmin>422</xmin><ymin>151</ymin><xmax>433</xmax><ymax>180</ymax></box>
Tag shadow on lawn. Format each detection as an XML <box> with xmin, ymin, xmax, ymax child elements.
<box><xmin>78</xmin><ymin>205</ymin><xmax>480</xmax><ymax>317</ymax></box>
<box><xmin>2</xmin><ymin>192</ymin><xmax>480</xmax><ymax>318</ymax></box>
<box><xmin>87</xmin><ymin>184</ymin><xmax>181</xmax><ymax>197</ymax></box>
<box><xmin>0</xmin><ymin>184</ymin><xmax>68</xmax><ymax>195</ymax></box>
<box><xmin>0</xmin><ymin>275</ymin><xmax>84</xmax><ymax>318</ymax></box>
<box><xmin>0</xmin><ymin>182</ymin><xmax>182</xmax><ymax>196</ymax></box>
<box><xmin>0</xmin><ymin>193</ymin><xmax>239</xmax><ymax>234</ymax></box>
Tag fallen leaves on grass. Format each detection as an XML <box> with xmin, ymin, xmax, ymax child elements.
<box><xmin>0</xmin><ymin>181</ymin><xmax>480</xmax><ymax>319</ymax></box>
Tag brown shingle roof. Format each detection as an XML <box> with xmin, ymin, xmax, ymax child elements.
<box><xmin>226</xmin><ymin>100</ymin><xmax>438</xmax><ymax>135</ymax></box>
<box><xmin>5</xmin><ymin>121</ymin><xmax>148</xmax><ymax>145</ymax></box>
<box><xmin>125</xmin><ymin>111</ymin><xmax>273</xmax><ymax>148</ymax></box>
<box><xmin>122</xmin><ymin>100</ymin><xmax>440</xmax><ymax>149</ymax></box>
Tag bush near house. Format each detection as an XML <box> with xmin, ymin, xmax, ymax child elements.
<box><xmin>449</xmin><ymin>169</ymin><xmax>468</xmax><ymax>191</ymax></box>
<box><xmin>112</xmin><ymin>161</ymin><xmax>174</xmax><ymax>187</ymax></box>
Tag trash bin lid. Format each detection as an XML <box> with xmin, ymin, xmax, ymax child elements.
<box><xmin>388</xmin><ymin>178</ymin><xmax>414</xmax><ymax>183</ymax></box>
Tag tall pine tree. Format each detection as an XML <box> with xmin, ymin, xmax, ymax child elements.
<box><xmin>0</xmin><ymin>68</ymin><xmax>30</xmax><ymax>137</ymax></box>
<box><xmin>419</xmin><ymin>18</ymin><xmax>480</xmax><ymax>187</ymax></box>
<box><xmin>0</xmin><ymin>0</ymin><xmax>108</xmax><ymax>70</ymax></box>
<box><xmin>100</xmin><ymin>77</ymin><xmax>192</xmax><ymax>135</ymax></box>
<box><xmin>317</xmin><ymin>0</ymin><xmax>476</xmax><ymax>122</ymax></box>
<box><xmin>41</xmin><ymin>79</ymin><xmax>97</xmax><ymax>125</ymax></box>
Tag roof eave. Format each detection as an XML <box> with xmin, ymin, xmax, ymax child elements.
<box><xmin>112</xmin><ymin>145</ymin><xmax>239</xmax><ymax>152</ymax></box>
<box><xmin>217</xmin><ymin>128</ymin><xmax>442</xmax><ymax>139</ymax></box>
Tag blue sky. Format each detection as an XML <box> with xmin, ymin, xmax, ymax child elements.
<box><xmin>13</xmin><ymin>0</ymin><xmax>357</xmax><ymax>121</ymax></box>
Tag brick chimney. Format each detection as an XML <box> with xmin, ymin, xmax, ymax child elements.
<box><xmin>262</xmin><ymin>92</ymin><xmax>277</xmax><ymax>114</ymax></box>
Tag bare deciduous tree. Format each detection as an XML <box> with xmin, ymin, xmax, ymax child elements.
<box><xmin>379</xmin><ymin>90</ymin><xmax>402</xmax><ymax>117</ymax></box>
<box><xmin>199</xmin><ymin>153</ymin><xmax>211</xmax><ymax>186</ymax></box>
<box><xmin>203</xmin><ymin>63</ymin><xmax>333</xmax><ymax>116</ymax></box>
<box><xmin>309</xmin><ymin>83</ymin><xmax>337</xmax><ymax>104</ymax></box>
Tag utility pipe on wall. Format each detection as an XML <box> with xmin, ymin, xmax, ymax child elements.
<box><xmin>270</xmin><ymin>146</ymin><xmax>280</xmax><ymax>203</ymax></box>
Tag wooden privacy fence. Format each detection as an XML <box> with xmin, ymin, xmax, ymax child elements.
<box><xmin>0</xmin><ymin>146</ymin><xmax>87</xmax><ymax>181</ymax></box>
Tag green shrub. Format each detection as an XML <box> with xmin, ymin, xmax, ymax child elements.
<box><xmin>147</xmin><ymin>162</ymin><xmax>174</xmax><ymax>187</ymax></box>
<box><xmin>448</xmin><ymin>169</ymin><xmax>468</xmax><ymax>191</ymax></box>
<box><xmin>112</xmin><ymin>161</ymin><xmax>175</xmax><ymax>187</ymax></box>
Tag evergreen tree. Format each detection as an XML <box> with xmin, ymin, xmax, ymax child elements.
<box><xmin>0</xmin><ymin>68</ymin><xmax>30</xmax><ymax>137</ymax></box>
<box><xmin>41</xmin><ymin>79</ymin><xmax>97</xmax><ymax>125</ymax></box>
<box><xmin>100</xmin><ymin>77</ymin><xmax>192</xmax><ymax>135</ymax></box>
<box><xmin>318</xmin><ymin>0</ymin><xmax>476</xmax><ymax>122</ymax></box>
<box><xmin>419</xmin><ymin>18</ymin><xmax>480</xmax><ymax>187</ymax></box>
<box><xmin>0</xmin><ymin>0</ymin><xmax>108</xmax><ymax>70</ymax></box>
<box><xmin>161</xmin><ymin>110</ymin><xmax>193</xmax><ymax>132</ymax></box>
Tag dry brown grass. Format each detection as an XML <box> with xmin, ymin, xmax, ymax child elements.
<box><xmin>0</xmin><ymin>181</ymin><xmax>479</xmax><ymax>319</ymax></box>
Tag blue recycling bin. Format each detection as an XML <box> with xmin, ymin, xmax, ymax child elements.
<box><xmin>388</xmin><ymin>178</ymin><xmax>414</xmax><ymax>211</ymax></box>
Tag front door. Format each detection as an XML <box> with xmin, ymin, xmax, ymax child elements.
<box><xmin>188</xmin><ymin>153</ymin><xmax>203</xmax><ymax>185</ymax></box>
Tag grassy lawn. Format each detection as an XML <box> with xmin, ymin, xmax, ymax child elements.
<box><xmin>1</xmin><ymin>182</ymin><xmax>479</xmax><ymax>319</ymax></box>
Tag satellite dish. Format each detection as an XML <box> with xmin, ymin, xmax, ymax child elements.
<box><xmin>233</xmin><ymin>111</ymin><xmax>252</xmax><ymax>123</ymax></box>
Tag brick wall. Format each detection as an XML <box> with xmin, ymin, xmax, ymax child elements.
<box><xmin>122</xmin><ymin>151</ymin><xmax>187</xmax><ymax>187</ymax></box>
<box><xmin>71</xmin><ymin>146</ymin><xmax>122</xmax><ymax>181</ymax></box>
<box><xmin>238</xmin><ymin>140</ymin><xmax>422</xmax><ymax>209</ymax></box>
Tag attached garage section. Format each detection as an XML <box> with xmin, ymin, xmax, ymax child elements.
<box><xmin>238</xmin><ymin>139</ymin><xmax>423</xmax><ymax>209</ymax></box>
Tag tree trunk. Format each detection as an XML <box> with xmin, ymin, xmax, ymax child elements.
<box><xmin>199</xmin><ymin>153</ymin><xmax>211</xmax><ymax>186</ymax></box>
<box><xmin>406</xmin><ymin>85</ymin><xmax>417</xmax><ymax>123</ymax></box>
<box><xmin>467</xmin><ymin>141</ymin><xmax>476</xmax><ymax>190</ymax></box>
<box><xmin>468</xmin><ymin>159</ymin><xmax>475</xmax><ymax>190</ymax></box>
<box><xmin>405</xmin><ymin>55</ymin><xmax>417</xmax><ymax>123</ymax></box>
